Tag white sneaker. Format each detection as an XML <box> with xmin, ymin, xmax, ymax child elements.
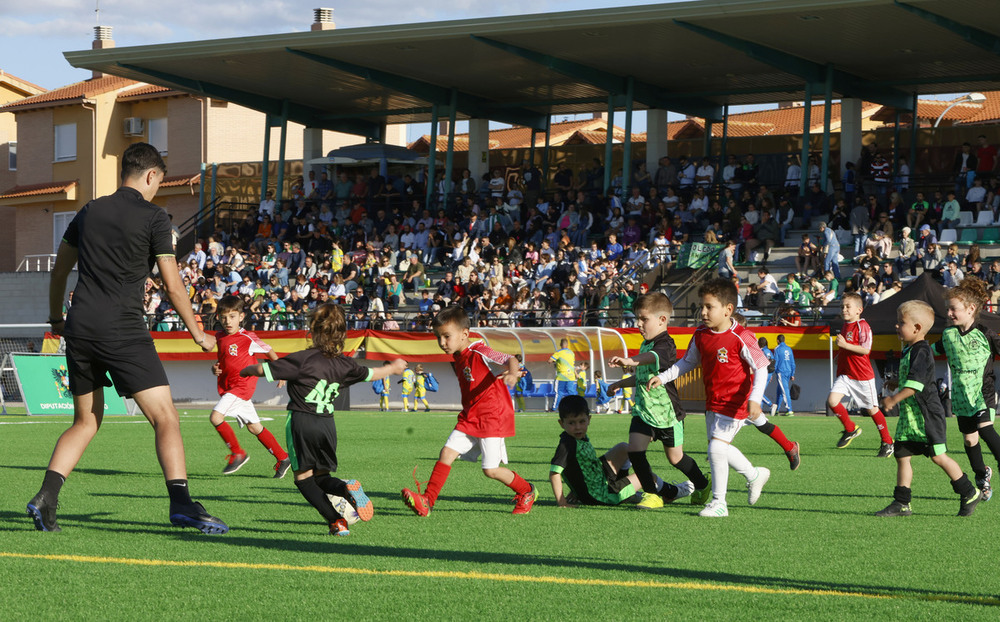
<box><xmin>770</xmin><ymin>403</ymin><xmax>777</xmax><ymax>418</ymax></box>
<box><xmin>747</xmin><ymin>467</ymin><xmax>771</xmax><ymax>505</ymax></box>
<box><xmin>671</xmin><ymin>480</ymin><xmax>695</xmax><ymax>501</ymax></box>
<box><xmin>699</xmin><ymin>500</ymin><xmax>729</xmax><ymax>517</ymax></box>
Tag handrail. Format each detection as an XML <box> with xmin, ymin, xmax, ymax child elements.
<box><xmin>16</xmin><ymin>254</ymin><xmax>58</xmax><ymax>272</ymax></box>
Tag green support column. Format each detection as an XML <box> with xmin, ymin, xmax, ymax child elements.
<box><xmin>275</xmin><ymin>102</ymin><xmax>289</xmax><ymax>202</ymax></box>
<box><xmin>529</xmin><ymin>129</ymin><xmax>537</xmax><ymax>168</ymax></box>
<box><xmin>892</xmin><ymin>110</ymin><xmax>901</xmax><ymax>181</ymax></box>
<box><xmin>820</xmin><ymin>65</ymin><xmax>834</xmax><ymax>195</ymax></box>
<box><xmin>799</xmin><ymin>83</ymin><xmax>813</xmax><ymax>195</ymax></box>
<box><xmin>910</xmin><ymin>92</ymin><xmax>919</xmax><ymax>169</ymax></box>
<box><xmin>425</xmin><ymin>105</ymin><xmax>439</xmax><ymax>208</ymax></box>
<box><xmin>444</xmin><ymin>90</ymin><xmax>458</xmax><ymax>209</ymax></box>
<box><xmin>622</xmin><ymin>77</ymin><xmax>635</xmax><ymax>197</ymax></box>
<box><xmin>542</xmin><ymin>116</ymin><xmax>552</xmax><ymax>191</ymax></box>
<box><xmin>604</xmin><ymin>96</ymin><xmax>614</xmax><ymax>194</ymax></box>
<box><xmin>260</xmin><ymin>114</ymin><xmax>272</xmax><ymax>202</ymax></box>
<box><xmin>719</xmin><ymin>105</ymin><xmax>729</xmax><ymax>188</ymax></box>
<box><xmin>703</xmin><ymin>120</ymin><xmax>713</xmax><ymax>160</ymax></box>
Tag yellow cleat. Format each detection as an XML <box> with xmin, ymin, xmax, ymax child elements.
<box><xmin>636</xmin><ymin>492</ymin><xmax>665</xmax><ymax>510</ymax></box>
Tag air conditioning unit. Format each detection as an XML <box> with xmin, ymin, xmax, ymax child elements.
<box><xmin>123</xmin><ymin>117</ymin><xmax>144</xmax><ymax>136</ymax></box>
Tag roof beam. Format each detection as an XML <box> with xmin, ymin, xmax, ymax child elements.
<box><xmin>116</xmin><ymin>63</ymin><xmax>381</xmax><ymax>138</ymax></box>
<box><xmin>469</xmin><ymin>35</ymin><xmax>723</xmax><ymax>120</ymax></box>
<box><xmin>286</xmin><ymin>48</ymin><xmax>547</xmax><ymax>130</ymax></box>
<box><xmin>673</xmin><ymin>20</ymin><xmax>914</xmax><ymax>110</ymax></box>
<box><xmin>894</xmin><ymin>2</ymin><xmax>1000</xmax><ymax>56</ymax></box>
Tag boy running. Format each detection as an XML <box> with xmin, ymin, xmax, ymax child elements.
<box><xmin>875</xmin><ymin>301</ymin><xmax>982</xmax><ymax>517</ymax></box>
<box><xmin>242</xmin><ymin>304</ymin><xmax>406</xmax><ymax>535</ymax></box>
<box><xmin>828</xmin><ymin>293</ymin><xmax>895</xmax><ymax>457</ymax></box>
<box><xmin>649</xmin><ymin>278</ymin><xmax>773</xmax><ymax>517</ymax></box>
<box><xmin>374</xmin><ymin>361</ymin><xmax>391</xmax><ymax>411</ymax></box>
<box><xmin>934</xmin><ymin>277</ymin><xmax>1000</xmax><ymax>502</ymax></box>
<box><xmin>210</xmin><ymin>295</ymin><xmax>291</xmax><ymax>478</ymax></box>
<box><xmin>400</xmin><ymin>367</ymin><xmax>416</xmax><ymax>412</ymax></box>
<box><xmin>415</xmin><ymin>364</ymin><xmax>431</xmax><ymax>412</ymax></box>
<box><xmin>401</xmin><ymin>306</ymin><xmax>537</xmax><ymax>516</ymax></box>
<box><xmin>608</xmin><ymin>292</ymin><xmax>708</xmax><ymax>508</ymax></box>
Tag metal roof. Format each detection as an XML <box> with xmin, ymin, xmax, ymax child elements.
<box><xmin>62</xmin><ymin>0</ymin><xmax>1000</xmax><ymax>139</ymax></box>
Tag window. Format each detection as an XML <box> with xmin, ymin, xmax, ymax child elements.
<box><xmin>53</xmin><ymin>212</ymin><xmax>76</xmax><ymax>254</ymax></box>
<box><xmin>54</xmin><ymin>123</ymin><xmax>76</xmax><ymax>162</ymax></box>
<box><xmin>7</xmin><ymin>142</ymin><xmax>14</xmax><ymax>171</ymax></box>
<box><xmin>148</xmin><ymin>118</ymin><xmax>168</xmax><ymax>156</ymax></box>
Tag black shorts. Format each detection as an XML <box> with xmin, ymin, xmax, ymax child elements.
<box><xmin>600</xmin><ymin>455</ymin><xmax>633</xmax><ymax>494</ymax></box>
<box><xmin>894</xmin><ymin>440</ymin><xmax>942</xmax><ymax>458</ymax></box>
<box><xmin>65</xmin><ymin>336</ymin><xmax>169</xmax><ymax>397</ymax></box>
<box><xmin>287</xmin><ymin>411</ymin><xmax>338</xmax><ymax>473</ymax></box>
<box><xmin>629</xmin><ymin>416</ymin><xmax>681</xmax><ymax>447</ymax></box>
<box><xmin>957</xmin><ymin>410</ymin><xmax>993</xmax><ymax>434</ymax></box>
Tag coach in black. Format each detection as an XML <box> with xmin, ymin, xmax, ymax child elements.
<box><xmin>27</xmin><ymin>143</ymin><xmax>228</xmax><ymax>534</ymax></box>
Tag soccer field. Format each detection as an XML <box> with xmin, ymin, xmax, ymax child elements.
<box><xmin>2</xmin><ymin>408</ymin><xmax>998</xmax><ymax>619</ymax></box>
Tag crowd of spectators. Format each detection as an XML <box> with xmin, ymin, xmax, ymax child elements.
<box><xmin>145</xmin><ymin>135</ymin><xmax>1000</xmax><ymax>331</ymax></box>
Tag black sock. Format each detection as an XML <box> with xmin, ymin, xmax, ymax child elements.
<box><xmin>295</xmin><ymin>477</ymin><xmax>342</xmax><ymax>523</ymax></box>
<box><xmin>977</xmin><ymin>425</ymin><xmax>1000</xmax><ymax>463</ymax></box>
<box><xmin>951</xmin><ymin>474</ymin><xmax>976</xmax><ymax>498</ymax></box>
<box><xmin>314</xmin><ymin>473</ymin><xmax>350</xmax><ymax>499</ymax></box>
<box><xmin>755</xmin><ymin>421</ymin><xmax>776</xmax><ymax>436</ymax></box>
<box><xmin>965</xmin><ymin>443</ymin><xmax>988</xmax><ymax>480</ymax></box>
<box><xmin>673</xmin><ymin>454</ymin><xmax>709</xmax><ymax>490</ymax></box>
<box><xmin>628</xmin><ymin>451</ymin><xmax>659</xmax><ymax>495</ymax></box>
<box><xmin>40</xmin><ymin>469</ymin><xmax>66</xmax><ymax>499</ymax></box>
<box><xmin>166</xmin><ymin>479</ymin><xmax>193</xmax><ymax>506</ymax></box>
<box><xmin>893</xmin><ymin>485</ymin><xmax>911</xmax><ymax>505</ymax></box>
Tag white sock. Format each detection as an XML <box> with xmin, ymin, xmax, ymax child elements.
<box><xmin>747</xmin><ymin>415</ymin><xmax>767</xmax><ymax>428</ymax></box>
<box><xmin>708</xmin><ymin>440</ymin><xmax>729</xmax><ymax>503</ymax></box>
<box><xmin>727</xmin><ymin>444</ymin><xmax>757</xmax><ymax>481</ymax></box>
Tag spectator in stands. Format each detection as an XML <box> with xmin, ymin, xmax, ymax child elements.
<box><xmin>955</xmin><ymin>142</ymin><xmax>977</xmax><ymax>196</ymax></box>
<box><xmin>796</xmin><ymin>233</ymin><xmax>819</xmax><ymax>278</ymax></box>
<box><xmin>896</xmin><ymin>227</ymin><xmax>918</xmax><ymax>276</ymax></box>
<box><xmin>943</xmin><ymin>260</ymin><xmax>965</xmax><ymax>288</ymax></box>
<box><xmin>870</xmin><ymin>152</ymin><xmax>891</xmax><ymax>198</ymax></box>
<box><xmin>967</xmin><ymin>177</ymin><xmax>987</xmax><ymax>213</ymax></box>
<box><xmin>745</xmin><ymin>209</ymin><xmax>779</xmax><ymax>264</ymax></box>
<box><xmin>819</xmin><ymin>221</ymin><xmax>842</xmax><ymax>280</ymax></box>
<box><xmin>976</xmin><ymin>134</ymin><xmax>998</xmax><ymax>181</ymax></box>
<box><xmin>784</xmin><ymin>155</ymin><xmax>801</xmax><ymax>198</ymax></box>
<box><xmin>654</xmin><ymin>156</ymin><xmax>676</xmax><ymax>195</ymax></box>
<box><xmin>717</xmin><ymin>239</ymin><xmax>737</xmax><ymax>280</ymax></box>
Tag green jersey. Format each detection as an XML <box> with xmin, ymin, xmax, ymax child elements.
<box><xmin>633</xmin><ymin>331</ymin><xmax>686</xmax><ymax>429</ymax></box>
<box><xmin>895</xmin><ymin>340</ymin><xmax>948</xmax><ymax>452</ymax></box>
<box><xmin>550</xmin><ymin>432</ymin><xmax>635</xmax><ymax>505</ymax></box>
<box><xmin>933</xmin><ymin>324</ymin><xmax>1000</xmax><ymax>418</ymax></box>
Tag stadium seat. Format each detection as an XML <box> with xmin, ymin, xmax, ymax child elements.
<box><xmin>959</xmin><ymin>228</ymin><xmax>979</xmax><ymax>244</ymax></box>
<box><xmin>939</xmin><ymin>229</ymin><xmax>958</xmax><ymax>244</ymax></box>
<box><xmin>974</xmin><ymin>211</ymin><xmax>993</xmax><ymax>227</ymax></box>
<box><xmin>982</xmin><ymin>228</ymin><xmax>1000</xmax><ymax>244</ymax></box>
<box><xmin>958</xmin><ymin>212</ymin><xmax>974</xmax><ymax>228</ymax></box>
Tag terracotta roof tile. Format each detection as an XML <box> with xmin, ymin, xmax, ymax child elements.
<box><xmin>116</xmin><ymin>84</ymin><xmax>178</xmax><ymax>101</ymax></box>
<box><xmin>0</xmin><ymin>70</ymin><xmax>47</xmax><ymax>96</ymax></box>
<box><xmin>0</xmin><ymin>180</ymin><xmax>77</xmax><ymax>199</ymax></box>
<box><xmin>160</xmin><ymin>173</ymin><xmax>201</xmax><ymax>188</ymax></box>
<box><xmin>408</xmin><ymin>118</ymin><xmax>618</xmax><ymax>152</ymax></box>
<box><xmin>954</xmin><ymin>91</ymin><xmax>1000</xmax><ymax>125</ymax></box>
<box><xmin>0</xmin><ymin>76</ymin><xmax>138</xmax><ymax>111</ymax></box>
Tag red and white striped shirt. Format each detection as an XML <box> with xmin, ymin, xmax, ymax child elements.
<box><xmin>837</xmin><ymin>319</ymin><xmax>875</xmax><ymax>381</ymax></box>
<box><xmin>216</xmin><ymin>329</ymin><xmax>272</xmax><ymax>400</ymax></box>
<box><xmin>658</xmin><ymin>319</ymin><xmax>769</xmax><ymax>419</ymax></box>
<box><xmin>453</xmin><ymin>340</ymin><xmax>516</xmax><ymax>437</ymax></box>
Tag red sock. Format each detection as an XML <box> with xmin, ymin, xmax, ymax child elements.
<box><xmin>424</xmin><ymin>461</ymin><xmax>451</xmax><ymax>507</ymax></box>
<box><xmin>214</xmin><ymin>421</ymin><xmax>243</xmax><ymax>454</ymax></box>
<box><xmin>767</xmin><ymin>424</ymin><xmax>795</xmax><ymax>452</ymax></box>
<box><xmin>507</xmin><ymin>472</ymin><xmax>532</xmax><ymax>495</ymax></box>
<box><xmin>871</xmin><ymin>410</ymin><xmax>893</xmax><ymax>444</ymax></box>
<box><xmin>255</xmin><ymin>428</ymin><xmax>288</xmax><ymax>461</ymax></box>
<box><xmin>831</xmin><ymin>403</ymin><xmax>856</xmax><ymax>432</ymax></box>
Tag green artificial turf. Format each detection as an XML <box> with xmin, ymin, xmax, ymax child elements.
<box><xmin>2</xmin><ymin>409</ymin><xmax>998</xmax><ymax>619</ymax></box>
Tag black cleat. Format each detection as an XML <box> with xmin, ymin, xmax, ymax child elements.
<box><xmin>836</xmin><ymin>426</ymin><xmax>863</xmax><ymax>449</ymax></box>
<box><xmin>169</xmin><ymin>502</ymin><xmax>229</xmax><ymax>534</ymax></box>
<box><xmin>785</xmin><ymin>441</ymin><xmax>801</xmax><ymax>471</ymax></box>
<box><xmin>26</xmin><ymin>493</ymin><xmax>61</xmax><ymax>532</ymax></box>
<box><xmin>958</xmin><ymin>489</ymin><xmax>982</xmax><ymax>517</ymax></box>
<box><xmin>274</xmin><ymin>457</ymin><xmax>292</xmax><ymax>479</ymax></box>
<box><xmin>875</xmin><ymin>501</ymin><xmax>912</xmax><ymax>517</ymax></box>
<box><xmin>876</xmin><ymin>443</ymin><xmax>894</xmax><ymax>458</ymax></box>
<box><xmin>222</xmin><ymin>452</ymin><xmax>249</xmax><ymax>475</ymax></box>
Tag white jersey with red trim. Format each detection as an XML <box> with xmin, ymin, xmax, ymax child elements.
<box><xmin>453</xmin><ymin>340</ymin><xmax>516</xmax><ymax>438</ymax></box>
<box><xmin>836</xmin><ymin>319</ymin><xmax>875</xmax><ymax>381</ymax></box>
<box><xmin>216</xmin><ymin>329</ymin><xmax>272</xmax><ymax>400</ymax></box>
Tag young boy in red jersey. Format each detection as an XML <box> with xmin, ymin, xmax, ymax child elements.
<box><xmin>210</xmin><ymin>295</ymin><xmax>291</xmax><ymax>478</ymax></box>
<box><xmin>401</xmin><ymin>305</ymin><xmax>537</xmax><ymax>516</ymax></box>
<box><xmin>649</xmin><ymin>278</ymin><xmax>772</xmax><ymax>517</ymax></box>
<box><xmin>827</xmin><ymin>292</ymin><xmax>894</xmax><ymax>457</ymax></box>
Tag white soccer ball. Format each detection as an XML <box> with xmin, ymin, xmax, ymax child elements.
<box><xmin>327</xmin><ymin>494</ymin><xmax>361</xmax><ymax>525</ymax></box>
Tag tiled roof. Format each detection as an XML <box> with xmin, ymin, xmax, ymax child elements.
<box><xmin>160</xmin><ymin>173</ymin><xmax>201</xmax><ymax>188</ymax></box>
<box><xmin>949</xmin><ymin>92</ymin><xmax>1000</xmax><ymax>125</ymax></box>
<box><xmin>0</xmin><ymin>76</ymin><xmax>138</xmax><ymax>111</ymax></box>
<box><xmin>0</xmin><ymin>70</ymin><xmax>47</xmax><ymax>97</ymax></box>
<box><xmin>0</xmin><ymin>180</ymin><xmax>77</xmax><ymax>199</ymax></box>
<box><xmin>116</xmin><ymin>84</ymin><xmax>177</xmax><ymax>101</ymax></box>
<box><xmin>408</xmin><ymin>118</ymin><xmax>621</xmax><ymax>152</ymax></box>
<box><xmin>870</xmin><ymin>96</ymin><xmax>991</xmax><ymax>125</ymax></box>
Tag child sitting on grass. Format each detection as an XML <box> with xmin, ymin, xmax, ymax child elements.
<box><xmin>550</xmin><ymin>395</ymin><xmax>659</xmax><ymax>507</ymax></box>
<box><xmin>401</xmin><ymin>306</ymin><xmax>537</xmax><ymax>516</ymax></box>
<box><xmin>241</xmin><ymin>304</ymin><xmax>406</xmax><ymax>535</ymax></box>
<box><xmin>876</xmin><ymin>300</ymin><xmax>982</xmax><ymax>517</ymax></box>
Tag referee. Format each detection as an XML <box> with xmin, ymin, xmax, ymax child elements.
<box><xmin>27</xmin><ymin>143</ymin><xmax>227</xmax><ymax>534</ymax></box>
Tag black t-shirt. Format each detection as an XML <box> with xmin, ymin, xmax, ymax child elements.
<box><xmin>264</xmin><ymin>349</ymin><xmax>373</xmax><ymax>416</ymax></box>
<box><xmin>62</xmin><ymin>186</ymin><xmax>174</xmax><ymax>340</ymax></box>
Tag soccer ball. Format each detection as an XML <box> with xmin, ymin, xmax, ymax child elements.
<box><xmin>327</xmin><ymin>494</ymin><xmax>361</xmax><ymax>525</ymax></box>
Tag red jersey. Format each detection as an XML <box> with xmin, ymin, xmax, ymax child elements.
<box><xmin>216</xmin><ymin>329</ymin><xmax>272</xmax><ymax>399</ymax></box>
<box><xmin>836</xmin><ymin>319</ymin><xmax>875</xmax><ymax>381</ymax></box>
<box><xmin>680</xmin><ymin>320</ymin><xmax>769</xmax><ymax>419</ymax></box>
<box><xmin>452</xmin><ymin>340</ymin><xmax>515</xmax><ymax>438</ymax></box>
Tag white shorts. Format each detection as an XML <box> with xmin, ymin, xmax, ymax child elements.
<box><xmin>212</xmin><ymin>393</ymin><xmax>260</xmax><ymax>427</ymax></box>
<box><xmin>830</xmin><ymin>376</ymin><xmax>879</xmax><ymax>410</ymax></box>
<box><xmin>705</xmin><ymin>411</ymin><xmax>746</xmax><ymax>444</ymax></box>
<box><xmin>444</xmin><ymin>429</ymin><xmax>509</xmax><ymax>469</ymax></box>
